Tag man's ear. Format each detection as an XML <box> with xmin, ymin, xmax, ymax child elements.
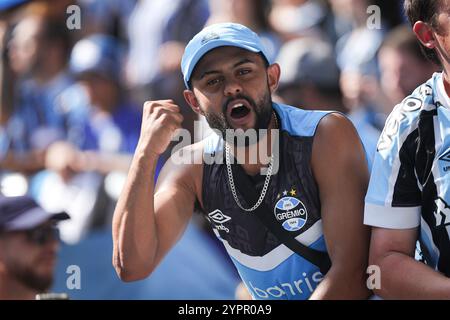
<box><xmin>183</xmin><ymin>90</ymin><xmax>204</xmax><ymax>115</ymax></box>
<box><xmin>413</xmin><ymin>21</ymin><xmax>437</xmax><ymax>49</ymax></box>
<box><xmin>267</xmin><ymin>63</ymin><xmax>281</xmax><ymax>94</ymax></box>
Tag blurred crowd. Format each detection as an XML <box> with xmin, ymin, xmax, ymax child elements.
<box><xmin>0</xmin><ymin>0</ymin><xmax>441</xmax><ymax>299</ymax></box>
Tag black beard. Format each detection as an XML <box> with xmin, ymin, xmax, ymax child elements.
<box><xmin>9</xmin><ymin>263</ymin><xmax>53</xmax><ymax>293</ymax></box>
<box><xmin>203</xmin><ymin>90</ymin><xmax>273</xmax><ymax>146</ymax></box>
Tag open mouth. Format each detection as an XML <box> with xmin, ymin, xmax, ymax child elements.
<box><xmin>229</xmin><ymin>103</ymin><xmax>251</xmax><ymax>120</ymax></box>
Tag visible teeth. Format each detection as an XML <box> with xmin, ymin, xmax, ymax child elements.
<box><xmin>231</xmin><ymin>103</ymin><xmax>244</xmax><ymax>109</ymax></box>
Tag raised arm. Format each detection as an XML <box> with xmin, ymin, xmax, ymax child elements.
<box><xmin>112</xmin><ymin>100</ymin><xmax>198</xmax><ymax>282</ymax></box>
<box><xmin>309</xmin><ymin>113</ymin><xmax>371</xmax><ymax>299</ymax></box>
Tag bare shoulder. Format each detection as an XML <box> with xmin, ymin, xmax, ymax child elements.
<box><xmin>313</xmin><ymin>113</ymin><xmax>364</xmax><ymax>159</ymax></box>
<box><xmin>312</xmin><ymin>112</ymin><xmax>368</xmax><ymax>179</ymax></box>
<box><xmin>314</xmin><ymin>113</ymin><xmax>360</xmax><ymax>145</ymax></box>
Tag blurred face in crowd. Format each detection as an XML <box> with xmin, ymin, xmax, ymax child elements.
<box><xmin>329</xmin><ymin>0</ymin><xmax>368</xmax><ymax>23</ymax></box>
<box><xmin>278</xmin><ymin>83</ymin><xmax>344</xmax><ymax>112</ymax></box>
<box><xmin>379</xmin><ymin>46</ymin><xmax>436</xmax><ymax>106</ymax></box>
<box><xmin>0</xmin><ymin>221</ymin><xmax>59</xmax><ymax>293</ymax></box>
<box><xmin>217</xmin><ymin>0</ymin><xmax>261</xmax><ymax>25</ymax></box>
<box><xmin>78</xmin><ymin>73</ymin><xmax>119</xmax><ymax>112</ymax></box>
<box><xmin>8</xmin><ymin>16</ymin><xmax>43</xmax><ymax>75</ymax></box>
<box><xmin>184</xmin><ymin>47</ymin><xmax>280</xmax><ymax>137</ymax></box>
<box><xmin>339</xmin><ymin>71</ymin><xmax>364</xmax><ymax>109</ymax></box>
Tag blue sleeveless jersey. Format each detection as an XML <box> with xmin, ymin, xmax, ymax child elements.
<box><xmin>200</xmin><ymin>102</ymin><xmax>332</xmax><ymax>299</ymax></box>
<box><xmin>365</xmin><ymin>72</ymin><xmax>450</xmax><ymax>274</ymax></box>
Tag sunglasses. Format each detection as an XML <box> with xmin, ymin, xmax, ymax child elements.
<box><xmin>23</xmin><ymin>225</ymin><xmax>60</xmax><ymax>246</ymax></box>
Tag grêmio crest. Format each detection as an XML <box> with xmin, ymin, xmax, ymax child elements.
<box><xmin>274</xmin><ymin>187</ymin><xmax>307</xmax><ymax>232</ymax></box>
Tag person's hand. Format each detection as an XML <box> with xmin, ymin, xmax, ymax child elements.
<box><xmin>138</xmin><ymin>100</ymin><xmax>184</xmax><ymax>156</ymax></box>
<box><xmin>45</xmin><ymin>141</ymin><xmax>79</xmax><ymax>181</ymax></box>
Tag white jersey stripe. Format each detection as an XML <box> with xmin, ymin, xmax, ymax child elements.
<box><xmin>216</xmin><ymin>220</ymin><xmax>323</xmax><ymax>272</ymax></box>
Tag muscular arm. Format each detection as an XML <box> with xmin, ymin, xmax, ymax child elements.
<box><xmin>370</xmin><ymin>227</ymin><xmax>450</xmax><ymax>299</ymax></box>
<box><xmin>309</xmin><ymin>113</ymin><xmax>371</xmax><ymax>299</ymax></box>
<box><xmin>112</xmin><ymin>100</ymin><xmax>200</xmax><ymax>282</ymax></box>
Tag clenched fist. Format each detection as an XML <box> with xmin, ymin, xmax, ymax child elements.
<box><xmin>138</xmin><ymin>100</ymin><xmax>184</xmax><ymax>156</ymax></box>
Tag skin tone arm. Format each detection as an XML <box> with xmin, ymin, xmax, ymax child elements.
<box><xmin>45</xmin><ymin>140</ymin><xmax>135</xmax><ymax>180</ymax></box>
<box><xmin>369</xmin><ymin>227</ymin><xmax>450</xmax><ymax>299</ymax></box>
<box><xmin>112</xmin><ymin>100</ymin><xmax>200</xmax><ymax>282</ymax></box>
<box><xmin>0</xmin><ymin>150</ymin><xmax>46</xmax><ymax>174</ymax></box>
<box><xmin>367</xmin><ymin>18</ymin><xmax>450</xmax><ymax>299</ymax></box>
<box><xmin>75</xmin><ymin>151</ymin><xmax>132</xmax><ymax>174</ymax></box>
<box><xmin>309</xmin><ymin>113</ymin><xmax>371</xmax><ymax>299</ymax></box>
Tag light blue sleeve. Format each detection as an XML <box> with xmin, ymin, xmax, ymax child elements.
<box><xmin>364</xmin><ymin>94</ymin><xmax>426</xmax><ymax>229</ymax></box>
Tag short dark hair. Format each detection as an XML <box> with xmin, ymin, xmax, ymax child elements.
<box><xmin>404</xmin><ymin>0</ymin><xmax>442</xmax><ymax>65</ymax></box>
<box><xmin>40</xmin><ymin>19</ymin><xmax>71</xmax><ymax>59</ymax></box>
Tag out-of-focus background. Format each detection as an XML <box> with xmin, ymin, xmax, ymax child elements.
<box><xmin>0</xmin><ymin>0</ymin><xmax>439</xmax><ymax>299</ymax></box>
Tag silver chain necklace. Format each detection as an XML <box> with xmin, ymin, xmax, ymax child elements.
<box><xmin>225</xmin><ymin>111</ymin><xmax>278</xmax><ymax>212</ymax></box>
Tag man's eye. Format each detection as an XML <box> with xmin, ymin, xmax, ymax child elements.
<box><xmin>238</xmin><ymin>69</ymin><xmax>251</xmax><ymax>76</ymax></box>
<box><xmin>207</xmin><ymin>78</ymin><xmax>221</xmax><ymax>86</ymax></box>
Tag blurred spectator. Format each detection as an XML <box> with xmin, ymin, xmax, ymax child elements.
<box><xmin>33</xmin><ymin>34</ymin><xmax>147</xmax><ymax>244</ymax></box>
<box><xmin>326</xmin><ymin>0</ymin><xmax>354</xmax><ymax>43</ymax></box>
<box><xmin>0</xmin><ymin>0</ymin><xmax>30</xmax><ymax>17</ymax></box>
<box><xmin>277</xmin><ymin>37</ymin><xmax>344</xmax><ymax>112</ymax></box>
<box><xmin>17</xmin><ymin>0</ymin><xmax>76</xmax><ymax>23</ymax></box>
<box><xmin>269</xmin><ymin>0</ymin><xmax>332</xmax><ymax>41</ymax></box>
<box><xmin>0</xmin><ymin>21</ymin><xmax>15</xmax><ymax>126</ymax></box>
<box><xmin>126</xmin><ymin>0</ymin><xmax>209</xmax><ymax>95</ymax></box>
<box><xmin>330</xmin><ymin>0</ymin><xmax>385</xmax><ymax>168</ymax></box>
<box><xmin>0</xmin><ymin>2</ymin><xmax>35</xmax><ymax>198</ymax></box>
<box><xmin>0</xmin><ymin>195</ymin><xmax>69</xmax><ymax>300</ymax></box>
<box><xmin>373</xmin><ymin>0</ymin><xmax>404</xmax><ymax>29</ymax></box>
<box><xmin>126</xmin><ymin>0</ymin><xmax>209</xmax><ymax>149</ymax></box>
<box><xmin>1</xmin><ymin>14</ymin><xmax>76</xmax><ymax>175</ymax></box>
<box><xmin>76</xmin><ymin>0</ymin><xmax>136</xmax><ymax>41</ymax></box>
<box><xmin>67</xmin><ymin>34</ymin><xmax>140</xmax><ymax>156</ymax></box>
<box><xmin>329</xmin><ymin>0</ymin><xmax>372</xmax><ymax>29</ymax></box>
<box><xmin>340</xmin><ymin>65</ymin><xmax>382</xmax><ymax>169</ymax></box>
<box><xmin>207</xmin><ymin>0</ymin><xmax>280</xmax><ymax>62</ymax></box>
<box><xmin>334</xmin><ymin>0</ymin><xmax>385</xmax><ymax>79</ymax></box>
<box><xmin>277</xmin><ymin>36</ymin><xmax>379</xmax><ymax>169</ymax></box>
<box><xmin>378</xmin><ymin>24</ymin><xmax>439</xmax><ymax>115</ymax></box>
<box><xmin>332</xmin><ymin>0</ymin><xmax>385</xmax><ymax>108</ymax></box>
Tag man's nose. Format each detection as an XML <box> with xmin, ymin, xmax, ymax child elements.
<box><xmin>224</xmin><ymin>78</ymin><xmax>243</xmax><ymax>96</ymax></box>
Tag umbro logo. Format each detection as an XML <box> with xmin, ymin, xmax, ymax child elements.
<box><xmin>439</xmin><ymin>149</ymin><xmax>450</xmax><ymax>172</ymax></box>
<box><xmin>208</xmin><ymin>209</ymin><xmax>231</xmax><ymax>224</ymax></box>
<box><xmin>439</xmin><ymin>149</ymin><xmax>450</xmax><ymax>162</ymax></box>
